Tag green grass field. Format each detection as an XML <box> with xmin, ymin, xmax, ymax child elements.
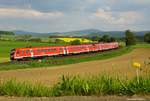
<box><xmin>132</xmin><ymin>44</ymin><xmax>150</xmax><ymax>48</ymax></box>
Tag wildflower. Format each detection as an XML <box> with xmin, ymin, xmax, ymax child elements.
<box><xmin>133</xmin><ymin>62</ymin><xmax>141</xmax><ymax>69</ymax></box>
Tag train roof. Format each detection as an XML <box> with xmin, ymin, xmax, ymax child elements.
<box><xmin>13</xmin><ymin>42</ymin><xmax>118</xmax><ymax>50</ymax></box>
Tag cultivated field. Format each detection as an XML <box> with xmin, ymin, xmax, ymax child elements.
<box><xmin>57</xmin><ymin>38</ymin><xmax>93</xmax><ymax>43</ymax></box>
<box><xmin>0</xmin><ymin>48</ymin><xmax>149</xmax><ymax>86</ymax></box>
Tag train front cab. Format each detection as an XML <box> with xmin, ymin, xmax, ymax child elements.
<box><xmin>10</xmin><ymin>49</ymin><xmax>15</xmax><ymax>60</ymax></box>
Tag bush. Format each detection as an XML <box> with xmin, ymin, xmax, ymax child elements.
<box><xmin>101</xmin><ymin>35</ymin><xmax>110</xmax><ymax>42</ymax></box>
<box><xmin>70</xmin><ymin>40</ymin><xmax>81</xmax><ymax>45</ymax></box>
<box><xmin>29</xmin><ymin>38</ymin><xmax>42</xmax><ymax>42</ymax></box>
<box><xmin>98</xmin><ymin>35</ymin><xmax>117</xmax><ymax>42</ymax></box>
<box><xmin>125</xmin><ymin>30</ymin><xmax>136</xmax><ymax>46</ymax></box>
<box><xmin>54</xmin><ymin>39</ymin><xmax>65</xmax><ymax>43</ymax></box>
<box><xmin>16</xmin><ymin>38</ymin><xmax>25</xmax><ymax>41</ymax></box>
<box><xmin>144</xmin><ymin>32</ymin><xmax>150</xmax><ymax>43</ymax></box>
<box><xmin>0</xmin><ymin>31</ymin><xmax>15</xmax><ymax>35</ymax></box>
<box><xmin>15</xmin><ymin>35</ymin><xmax>32</xmax><ymax>41</ymax></box>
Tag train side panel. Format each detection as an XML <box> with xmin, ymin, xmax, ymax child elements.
<box><xmin>11</xmin><ymin>42</ymin><xmax>119</xmax><ymax>60</ymax></box>
<box><xmin>14</xmin><ymin>48</ymin><xmax>32</xmax><ymax>59</ymax></box>
<box><xmin>66</xmin><ymin>45</ymin><xmax>89</xmax><ymax>54</ymax></box>
<box><xmin>32</xmin><ymin>47</ymin><xmax>65</xmax><ymax>57</ymax></box>
<box><xmin>14</xmin><ymin>46</ymin><xmax>66</xmax><ymax>59</ymax></box>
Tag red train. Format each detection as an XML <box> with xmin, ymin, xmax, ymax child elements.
<box><xmin>10</xmin><ymin>42</ymin><xmax>119</xmax><ymax>61</ymax></box>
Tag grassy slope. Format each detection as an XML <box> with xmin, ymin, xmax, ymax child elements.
<box><xmin>132</xmin><ymin>44</ymin><xmax>150</xmax><ymax>48</ymax></box>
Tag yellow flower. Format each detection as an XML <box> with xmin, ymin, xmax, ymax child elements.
<box><xmin>133</xmin><ymin>62</ymin><xmax>141</xmax><ymax>69</ymax></box>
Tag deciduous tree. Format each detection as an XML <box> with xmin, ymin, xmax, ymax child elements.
<box><xmin>144</xmin><ymin>32</ymin><xmax>150</xmax><ymax>43</ymax></box>
<box><xmin>125</xmin><ymin>30</ymin><xmax>136</xmax><ymax>46</ymax></box>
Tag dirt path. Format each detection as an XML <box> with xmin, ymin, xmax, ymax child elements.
<box><xmin>0</xmin><ymin>48</ymin><xmax>150</xmax><ymax>86</ymax></box>
<box><xmin>0</xmin><ymin>96</ymin><xmax>150</xmax><ymax>101</ymax></box>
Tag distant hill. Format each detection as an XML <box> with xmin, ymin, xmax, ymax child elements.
<box><xmin>13</xmin><ymin>30</ymin><xmax>50</xmax><ymax>37</ymax></box>
<box><xmin>13</xmin><ymin>30</ymin><xmax>42</xmax><ymax>35</ymax></box>
<box><xmin>134</xmin><ymin>31</ymin><xmax>149</xmax><ymax>36</ymax></box>
<box><xmin>63</xmin><ymin>29</ymin><xmax>102</xmax><ymax>34</ymax></box>
<box><xmin>12</xmin><ymin>29</ymin><xmax>150</xmax><ymax>38</ymax></box>
<box><xmin>52</xmin><ymin>29</ymin><xmax>149</xmax><ymax>37</ymax></box>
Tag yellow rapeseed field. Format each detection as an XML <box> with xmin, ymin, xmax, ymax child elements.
<box><xmin>57</xmin><ymin>38</ymin><xmax>93</xmax><ymax>43</ymax></box>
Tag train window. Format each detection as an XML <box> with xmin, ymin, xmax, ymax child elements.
<box><xmin>52</xmin><ymin>48</ymin><xmax>56</xmax><ymax>52</ymax></box>
<box><xmin>22</xmin><ymin>50</ymin><xmax>24</xmax><ymax>54</ymax></box>
<box><xmin>43</xmin><ymin>49</ymin><xmax>47</xmax><ymax>52</ymax></box>
<box><xmin>48</xmin><ymin>49</ymin><xmax>50</xmax><ymax>52</ymax></box>
<box><xmin>16</xmin><ymin>50</ymin><xmax>20</xmax><ymax>54</ymax></box>
<box><xmin>41</xmin><ymin>49</ymin><xmax>46</xmax><ymax>52</ymax></box>
<box><xmin>26</xmin><ymin>50</ymin><xmax>29</xmax><ymax>54</ymax></box>
<box><xmin>37</xmin><ymin>49</ymin><xmax>40</xmax><ymax>53</ymax></box>
<box><xmin>60</xmin><ymin>48</ymin><xmax>63</xmax><ymax>52</ymax></box>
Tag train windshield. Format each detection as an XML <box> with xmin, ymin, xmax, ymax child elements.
<box><xmin>10</xmin><ymin>49</ymin><xmax>15</xmax><ymax>60</ymax></box>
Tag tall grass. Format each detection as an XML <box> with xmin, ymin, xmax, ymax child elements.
<box><xmin>0</xmin><ymin>79</ymin><xmax>53</xmax><ymax>97</ymax></box>
<box><xmin>1</xmin><ymin>74</ymin><xmax>150</xmax><ymax>97</ymax></box>
<box><xmin>52</xmin><ymin>75</ymin><xmax>150</xmax><ymax>96</ymax></box>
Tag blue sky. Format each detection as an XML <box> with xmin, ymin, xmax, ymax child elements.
<box><xmin>0</xmin><ymin>0</ymin><xmax>149</xmax><ymax>32</ymax></box>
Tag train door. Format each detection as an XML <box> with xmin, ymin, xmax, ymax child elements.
<box><xmin>63</xmin><ymin>47</ymin><xmax>68</xmax><ymax>55</ymax></box>
<box><xmin>30</xmin><ymin>49</ymin><xmax>34</xmax><ymax>57</ymax></box>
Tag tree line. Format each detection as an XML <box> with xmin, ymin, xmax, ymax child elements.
<box><xmin>125</xmin><ymin>30</ymin><xmax>150</xmax><ymax>46</ymax></box>
<box><xmin>0</xmin><ymin>31</ymin><xmax>15</xmax><ymax>39</ymax></box>
<box><xmin>89</xmin><ymin>35</ymin><xmax>116</xmax><ymax>43</ymax></box>
<box><xmin>0</xmin><ymin>31</ymin><xmax>15</xmax><ymax>35</ymax></box>
<box><xmin>88</xmin><ymin>30</ymin><xmax>150</xmax><ymax>46</ymax></box>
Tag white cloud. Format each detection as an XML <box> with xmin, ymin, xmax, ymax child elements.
<box><xmin>134</xmin><ymin>0</ymin><xmax>150</xmax><ymax>5</ymax></box>
<box><xmin>88</xmin><ymin>0</ymin><xmax>96</xmax><ymax>3</ymax></box>
<box><xmin>0</xmin><ymin>24</ymin><xmax>17</xmax><ymax>30</ymax></box>
<box><xmin>93</xmin><ymin>8</ymin><xmax>113</xmax><ymax>21</ymax></box>
<box><xmin>0</xmin><ymin>8</ymin><xmax>64</xmax><ymax>18</ymax></box>
<box><xmin>117</xmin><ymin>11</ymin><xmax>143</xmax><ymax>24</ymax></box>
<box><xmin>92</xmin><ymin>8</ymin><xmax>143</xmax><ymax>25</ymax></box>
